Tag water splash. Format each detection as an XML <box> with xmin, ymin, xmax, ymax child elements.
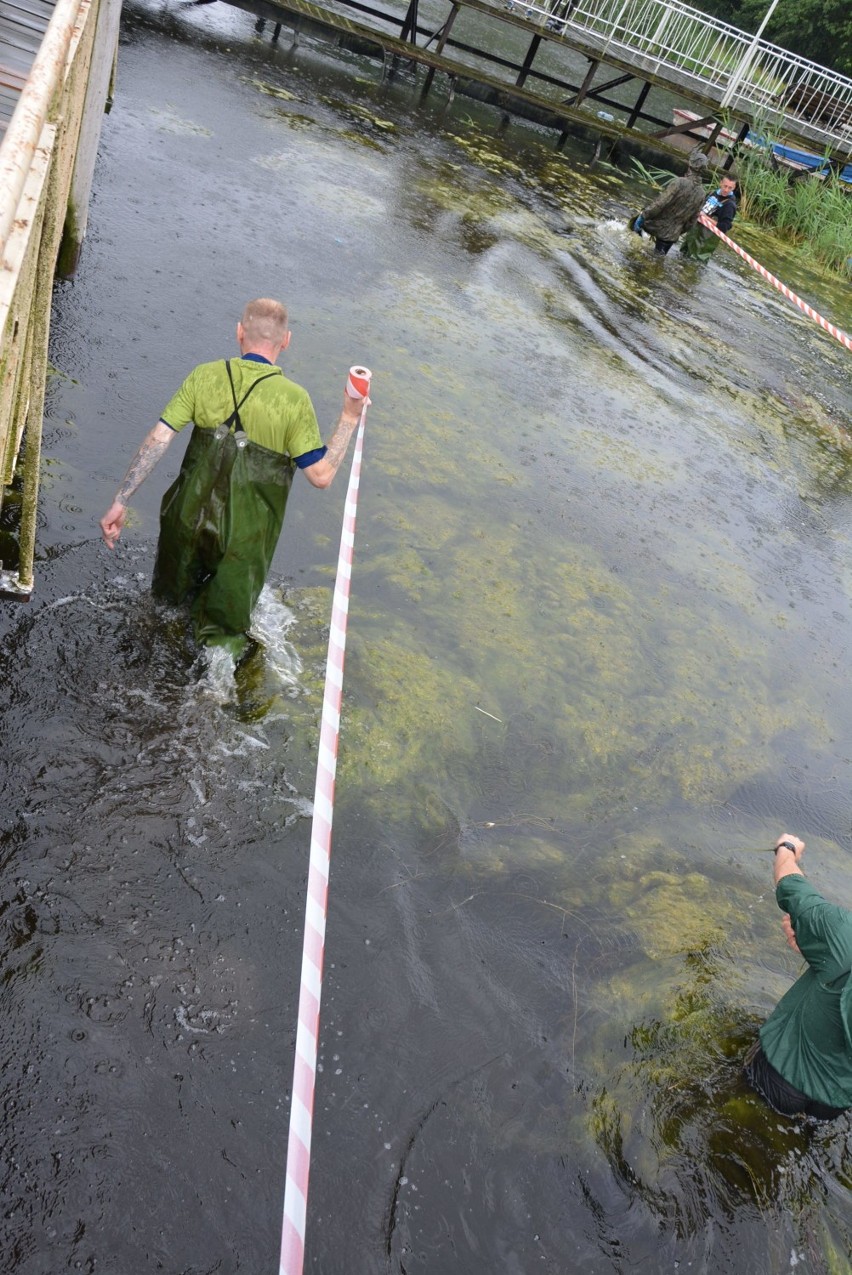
<box><xmin>247</xmin><ymin>585</ymin><xmax>303</xmax><ymax>685</ymax></box>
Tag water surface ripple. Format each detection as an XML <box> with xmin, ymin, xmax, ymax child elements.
<box><xmin>2</xmin><ymin>3</ymin><xmax>852</xmax><ymax>1271</ymax></box>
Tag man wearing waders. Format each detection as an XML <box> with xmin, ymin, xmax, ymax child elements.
<box><xmin>629</xmin><ymin>149</ymin><xmax>710</xmax><ymax>255</ymax></box>
<box><xmin>744</xmin><ymin>834</ymin><xmax>852</xmax><ymax>1120</ymax></box>
<box><xmin>680</xmin><ymin>174</ymin><xmax>738</xmax><ymax>262</ymax></box>
<box><xmin>100</xmin><ymin>298</ymin><xmax>361</xmax><ymax>658</ymax></box>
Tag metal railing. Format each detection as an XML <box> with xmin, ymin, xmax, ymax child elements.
<box><xmin>505</xmin><ymin>0</ymin><xmax>852</xmax><ymax>153</ymax></box>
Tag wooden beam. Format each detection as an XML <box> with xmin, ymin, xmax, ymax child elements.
<box><xmin>651</xmin><ymin>113</ymin><xmax>716</xmax><ymax>140</ymax></box>
<box><xmin>515</xmin><ymin>34</ymin><xmax>542</xmax><ymax>90</ymax></box>
<box><xmin>563</xmin><ymin>58</ymin><xmax>598</xmax><ymax>108</ymax></box>
<box><xmin>625</xmin><ymin>80</ymin><xmax>651</xmax><ymax>129</ymax></box>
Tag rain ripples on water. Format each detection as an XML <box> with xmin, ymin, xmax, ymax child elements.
<box><xmin>1</xmin><ymin>0</ymin><xmax>852</xmax><ymax>1270</ymax></box>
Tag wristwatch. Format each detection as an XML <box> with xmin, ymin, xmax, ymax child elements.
<box><xmin>775</xmin><ymin>840</ymin><xmax>796</xmax><ymax>853</ymax></box>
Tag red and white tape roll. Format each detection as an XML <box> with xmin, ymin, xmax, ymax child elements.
<box><xmin>698</xmin><ymin>215</ymin><xmax>852</xmax><ymax>354</ymax></box>
<box><xmin>346</xmin><ymin>365</ymin><xmax>372</xmax><ymax>400</ymax></box>
<box><xmin>279</xmin><ymin>370</ymin><xmax>371</xmax><ymax>1275</ymax></box>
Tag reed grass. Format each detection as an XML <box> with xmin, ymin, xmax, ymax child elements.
<box><xmin>734</xmin><ymin>147</ymin><xmax>852</xmax><ymax>278</ymax></box>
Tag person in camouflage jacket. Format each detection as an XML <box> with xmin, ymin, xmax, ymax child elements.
<box><xmin>630</xmin><ymin>149</ymin><xmax>710</xmax><ymax>255</ymax></box>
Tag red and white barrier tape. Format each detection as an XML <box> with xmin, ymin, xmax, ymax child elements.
<box><xmin>279</xmin><ymin>367</ymin><xmax>372</xmax><ymax>1275</ymax></box>
<box><xmin>698</xmin><ymin>214</ymin><xmax>852</xmax><ymax>354</ymax></box>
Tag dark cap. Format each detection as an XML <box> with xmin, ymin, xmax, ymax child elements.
<box><xmin>687</xmin><ymin>150</ymin><xmax>710</xmax><ymax>171</ymax></box>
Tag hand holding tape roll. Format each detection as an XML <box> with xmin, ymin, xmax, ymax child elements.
<box><xmin>346</xmin><ymin>365</ymin><xmax>372</xmax><ymax>404</ymax></box>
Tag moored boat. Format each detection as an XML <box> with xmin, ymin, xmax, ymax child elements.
<box><xmin>671</xmin><ymin>108</ymin><xmax>852</xmax><ymax>183</ymax></box>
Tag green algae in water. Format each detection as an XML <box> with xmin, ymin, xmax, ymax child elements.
<box><xmin>582</xmin><ymin>943</ymin><xmax>848</xmax><ymax>1254</ymax></box>
<box><xmin>451</xmin><ymin>134</ymin><xmax>524</xmax><ymax>180</ymax></box>
<box><xmin>338</xmin><ymin>130</ymin><xmax>388</xmax><ymax>153</ymax></box>
<box><xmin>245</xmin><ymin>77</ymin><xmax>299</xmax><ymax>102</ymax></box>
<box><xmin>148</xmin><ymin>107</ymin><xmax>212</xmax><ymax>138</ymax></box>
<box><xmin>351</xmin><ymin>474</ymin><xmax>794</xmax><ymax>812</ymax></box>
<box><xmin>319</xmin><ymin>97</ymin><xmax>397</xmax><ymax>136</ymax></box>
<box><xmin>613</xmin><ymin>869</ymin><xmax>728</xmax><ymax>960</ymax></box>
<box><xmin>338</xmin><ymin>627</ymin><xmax>484</xmax><ymax>794</ymax></box>
<box><xmin>280</xmin><ymin>113</ymin><xmax>319</xmax><ymax>132</ymax></box>
<box><xmin>248</xmin><ymin>95</ymin><xmax>852</xmax><ymax>1258</ymax></box>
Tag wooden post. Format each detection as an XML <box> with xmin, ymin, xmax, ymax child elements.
<box><xmin>420</xmin><ymin>3</ymin><xmax>459</xmax><ymax>101</ymax></box>
<box><xmin>564</xmin><ymin>58</ymin><xmax>599</xmax><ymax>108</ymax></box>
<box><xmin>392</xmin><ymin>0</ymin><xmax>420</xmax><ymax>80</ymax></box>
<box><xmin>725</xmin><ymin>120</ymin><xmax>750</xmax><ymax>170</ymax></box>
<box><xmin>439</xmin><ymin>74</ymin><xmax>457</xmax><ymax>122</ymax></box>
<box><xmin>58</xmin><ymin>0</ymin><xmax>123</xmax><ymax>278</ymax></box>
<box><xmin>625</xmin><ymin>80</ymin><xmax>651</xmax><ymax>129</ymax></box>
<box><xmin>515</xmin><ymin>34</ymin><xmax>541</xmax><ymax>90</ymax></box>
<box><xmin>399</xmin><ymin>0</ymin><xmax>420</xmax><ymax>45</ymax></box>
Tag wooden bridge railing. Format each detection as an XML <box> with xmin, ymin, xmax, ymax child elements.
<box><xmin>0</xmin><ymin>0</ymin><xmax>120</xmax><ymax>598</ymax></box>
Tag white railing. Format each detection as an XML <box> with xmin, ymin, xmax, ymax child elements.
<box><xmin>506</xmin><ymin>0</ymin><xmax>852</xmax><ymax>153</ymax></box>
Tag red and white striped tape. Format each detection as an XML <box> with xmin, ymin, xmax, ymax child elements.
<box><xmin>279</xmin><ymin>367</ymin><xmax>372</xmax><ymax>1275</ymax></box>
<box><xmin>698</xmin><ymin>214</ymin><xmax>852</xmax><ymax>353</ymax></box>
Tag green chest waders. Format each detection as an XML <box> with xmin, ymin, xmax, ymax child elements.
<box><xmin>152</xmin><ymin>361</ymin><xmax>296</xmax><ymax>657</ymax></box>
<box><xmin>679</xmin><ymin>222</ymin><xmax>719</xmax><ymax>262</ymax></box>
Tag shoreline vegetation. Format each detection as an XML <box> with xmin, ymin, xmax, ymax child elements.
<box><xmin>735</xmin><ymin>148</ymin><xmax>852</xmax><ymax>280</ymax></box>
<box><xmin>631</xmin><ymin>155</ymin><xmax>852</xmax><ymax>279</ymax></box>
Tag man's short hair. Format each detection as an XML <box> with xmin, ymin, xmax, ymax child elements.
<box><xmin>241</xmin><ymin>298</ymin><xmax>289</xmax><ymax>344</ymax></box>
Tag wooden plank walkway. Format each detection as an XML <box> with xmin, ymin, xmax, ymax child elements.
<box><xmin>0</xmin><ymin>0</ymin><xmax>55</xmax><ymax>135</ymax></box>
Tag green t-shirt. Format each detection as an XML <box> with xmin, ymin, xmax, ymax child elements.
<box><xmin>160</xmin><ymin>358</ymin><xmax>322</xmax><ymax>459</ymax></box>
<box><xmin>760</xmin><ymin>875</ymin><xmax>852</xmax><ymax>1108</ymax></box>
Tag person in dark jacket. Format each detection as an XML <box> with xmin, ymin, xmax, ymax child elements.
<box><xmin>744</xmin><ymin>833</ymin><xmax>852</xmax><ymax>1120</ymax></box>
<box><xmin>680</xmin><ymin>174</ymin><xmax>738</xmax><ymax>260</ymax></box>
<box><xmin>629</xmin><ymin>149</ymin><xmax>710</xmax><ymax>254</ymax></box>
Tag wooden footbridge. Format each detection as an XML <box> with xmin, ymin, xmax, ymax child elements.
<box><xmin>234</xmin><ymin>0</ymin><xmax>852</xmax><ymax>163</ymax></box>
<box><xmin>0</xmin><ymin>0</ymin><xmax>120</xmax><ymax>597</ymax></box>
<box><xmin>2</xmin><ymin>0</ymin><xmax>851</xmax><ymax>597</ymax></box>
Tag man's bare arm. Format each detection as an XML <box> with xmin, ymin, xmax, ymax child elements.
<box><xmin>114</xmin><ymin>421</ymin><xmax>175</xmax><ymax>504</ymax></box>
<box><xmin>100</xmin><ymin>421</ymin><xmax>176</xmax><ymax>548</ymax></box>
<box><xmin>301</xmin><ymin>395</ymin><xmax>362</xmax><ymax>490</ymax></box>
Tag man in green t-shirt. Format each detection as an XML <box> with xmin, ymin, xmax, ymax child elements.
<box><xmin>100</xmin><ymin>298</ymin><xmax>363</xmax><ymax>658</ymax></box>
<box><xmin>744</xmin><ymin>833</ymin><xmax>852</xmax><ymax>1119</ymax></box>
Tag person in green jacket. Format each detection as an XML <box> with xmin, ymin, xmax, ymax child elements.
<box><xmin>744</xmin><ymin>833</ymin><xmax>852</xmax><ymax>1120</ymax></box>
<box><xmin>100</xmin><ymin>298</ymin><xmax>362</xmax><ymax>659</ymax></box>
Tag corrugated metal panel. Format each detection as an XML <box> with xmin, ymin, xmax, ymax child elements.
<box><xmin>0</xmin><ymin>0</ymin><xmax>57</xmax><ymax>134</ymax></box>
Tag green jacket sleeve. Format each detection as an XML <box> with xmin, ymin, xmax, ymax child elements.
<box><xmin>777</xmin><ymin>875</ymin><xmax>852</xmax><ymax>978</ymax></box>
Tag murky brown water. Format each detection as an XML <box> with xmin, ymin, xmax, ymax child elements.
<box><xmin>2</xmin><ymin>2</ymin><xmax>852</xmax><ymax>1271</ymax></box>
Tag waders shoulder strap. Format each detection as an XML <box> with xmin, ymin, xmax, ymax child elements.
<box><xmin>222</xmin><ymin>359</ymin><xmax>281</xmax><ymax>432</ymax></box>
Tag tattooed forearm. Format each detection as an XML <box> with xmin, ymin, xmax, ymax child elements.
<box><xmin>114</xmin><ymin>427</ymin><xmax>174</xmax><ymax>504</ymax></box>
<box><xmin>323</xmin><ymin>411</ymin><xmax>359</xmax><ymax>476</ymax></box>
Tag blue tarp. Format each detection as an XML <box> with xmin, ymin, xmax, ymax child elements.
<box><xmin>751</xmin><ymin>135</ymin><xmax>852</xmax><ymax>183</ymax></box>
